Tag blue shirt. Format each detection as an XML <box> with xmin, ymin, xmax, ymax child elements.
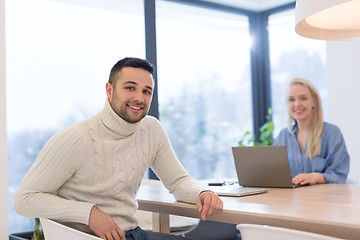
<box><xmin>274</xmin><ymin>122</ymin><xmax>350</xmax><ymax>184</ymax></box>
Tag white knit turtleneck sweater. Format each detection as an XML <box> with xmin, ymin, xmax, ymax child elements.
<box><xmin>14</xmin><ymin>99</ymin><xmax>203</xmax><ymax>233</ymax></box>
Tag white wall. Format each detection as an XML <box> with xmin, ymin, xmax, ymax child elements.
<box><xmin>327</xmin><ymin>40</ymin><xmax>360</xmax><ymax>184</ymax></box>
<box><xmin>0</xmin><ymin>0</ymin><xmax>9</xmax><ymax>238</ymax></box>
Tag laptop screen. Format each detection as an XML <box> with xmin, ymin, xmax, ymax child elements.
<box><xmin>232</xmin><ymin>146</ymin><xmax>295</xmax><ymax>188</ymax></box>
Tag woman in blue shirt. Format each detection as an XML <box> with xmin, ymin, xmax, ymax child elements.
<box><xmin>274</xmin><ymin>78</ymin><xmax>350</xmax><ymax>185</ymax></box>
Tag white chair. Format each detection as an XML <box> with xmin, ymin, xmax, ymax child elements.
<box><xmin>40</xmin><ymin>218</ymin><xmax>102</xmax><ymax>240</ymax></box>
<box><xmin>135</xmin><ymin>179</ymin><xmax>200</xmax><ymax>236</ymax></box>
<box><xmin>236</xmin><ymin>224</ymin><xmax>344</xmax><ymax>240</ymax></box>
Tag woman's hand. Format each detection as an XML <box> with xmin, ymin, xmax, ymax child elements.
<box><xmin>293</xmin><ymin>173</ymin><xmax>326</xmax><ymax>185</ymax></box>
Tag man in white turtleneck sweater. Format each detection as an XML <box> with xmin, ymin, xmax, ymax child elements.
<box><xmin>14</xmin><ymin>57</ymin><xmax>223</xmax><ymax>240</ymax></box>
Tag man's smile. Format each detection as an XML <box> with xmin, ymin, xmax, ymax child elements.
<box><xmin>128</xmin><ymin>104</ymin><xmax>144</xmax><ymax>111</ymax></box>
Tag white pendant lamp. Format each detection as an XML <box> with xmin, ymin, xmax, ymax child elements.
<box><xmin>295</xmin><ymin>0</ymin><xmax>360</xmax><ymax>40</ymax></box>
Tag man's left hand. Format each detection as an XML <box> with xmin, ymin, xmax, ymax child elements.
<box><xmin>195</xmin><ymin>191</ymin><xmax>223</xmax><ymax>221</ymax></box>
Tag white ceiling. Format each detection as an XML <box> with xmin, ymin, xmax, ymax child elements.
<box><xmin>201</xmin><ymin>0</ymin><xmax>295</xmax><ymax>12</ymax></box>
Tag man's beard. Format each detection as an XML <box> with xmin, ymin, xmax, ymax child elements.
<box><xmin>112</xmin><ymin>101</ymin><xmax>148</xmax><ymax>123</ymax></box>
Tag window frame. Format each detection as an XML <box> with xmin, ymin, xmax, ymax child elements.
<box><xmin>145</xmin><ymin>0</ymin><xmax>296</xmax><ymax>141</ymax></box>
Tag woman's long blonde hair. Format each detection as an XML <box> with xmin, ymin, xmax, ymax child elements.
<box><xmin>287</xmin><ymin>78</ymin><xmax>324</xmax><ymax>160</ymax></box>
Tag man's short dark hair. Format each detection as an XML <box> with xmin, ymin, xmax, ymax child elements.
<box><xmin>108</xmin><ymin>57</ymin><xmax>155</xmax><ymax>86</ymax></box>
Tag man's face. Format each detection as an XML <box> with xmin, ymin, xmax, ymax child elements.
<box><xmin>106</xmin><ymin>67</ymin><xmax>154</xmax><ymax>123</ymax></box>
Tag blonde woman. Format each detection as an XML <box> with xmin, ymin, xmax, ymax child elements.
<box><xmin>274</xmin><ymin>78</ymin><xmax>349</xmax><ymax>185</ymax></box>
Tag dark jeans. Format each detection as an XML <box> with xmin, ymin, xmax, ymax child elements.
<box><xmin>125</xmin><ymin>226</ymin><xmax>193</xmax><ymax>240</ymax></box>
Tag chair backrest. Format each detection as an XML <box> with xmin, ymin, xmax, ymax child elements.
<box><xmin>40</xmin><ymin>218</ymin><xmax>102</xmax><ymax>240</ymax></box>
<box><xmin>236</xmin><ymin>224</ymin><xmax>343</xmax><ymax>240</ymax></box>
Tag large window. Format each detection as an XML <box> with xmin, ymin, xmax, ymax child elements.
<box><xmin>268</xmin><ymin>9</ymin><xmax>327</xmax><ymax>136</ymax></box>
<box><xmin>6</xmin><ymin>0</ymin><xmax>145</xmax><ymax>233</ymax></box>
<box><xmin>156</xmin><ymin>1</ymin><xmax>253</xmax><ymax>180</ymax></box>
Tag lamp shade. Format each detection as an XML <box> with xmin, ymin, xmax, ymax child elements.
<box><xmin>295</xmin><ymin>0</ymin><xmax>360</xmax><ymax>40</ymax></box>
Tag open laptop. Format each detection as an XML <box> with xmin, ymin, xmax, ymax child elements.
<box><xmin>232</xmin><ymin>145</ymin><xmax>299</xmax><ymax>188</ymax></box>
<box><xmin>207</xmin><ymin>184</ymin><xmax>268</xmax><ymax>197</ymax></box>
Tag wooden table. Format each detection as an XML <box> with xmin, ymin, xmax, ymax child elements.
<box><xmin>137</xmin><ymin>183</ymin><xmax>360</xmax><ymax>239</ymax></box>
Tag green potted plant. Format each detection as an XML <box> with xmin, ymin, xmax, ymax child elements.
<box><xmin>238</xmin><ymin>108</ymin><xmax>274</xmax><ymax>146</ymax></box>
<box><xmin>9</xmin><ymin>218</ymin><xmax>44</xmax><ymax>240</ymax></box>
